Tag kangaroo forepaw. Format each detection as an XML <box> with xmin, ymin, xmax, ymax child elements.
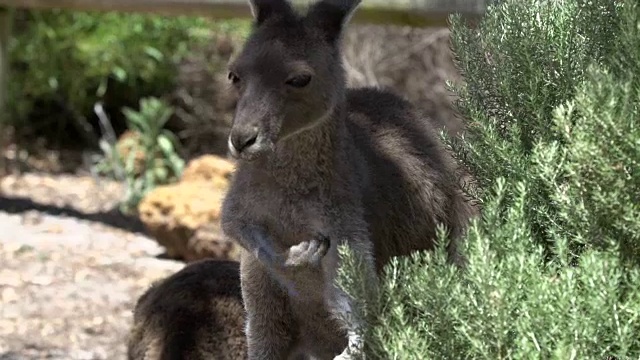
<box><xmin>333</xmin><ymin>345</ymin><xmax>364</xmax><ymax>360</ymax></box>
<box><xmin>284</xmin><ymin>234</ymin><xmax>330</xmax><ymax>267</ymax></box>
<box><xmin>333</xmin><ymin>347</ymin><xmax>364</xmax><ymax>360</ymax></box>
<box><xmin>333</xmin><ymin>330</ymin><xmax>365</xmax><ymax>360</ymax></box>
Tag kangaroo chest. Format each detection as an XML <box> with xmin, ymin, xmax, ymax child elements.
<box><xmin>247</xmin><ymin>184</ymin><xmax>332</xmax><ymax>248</ymax></box>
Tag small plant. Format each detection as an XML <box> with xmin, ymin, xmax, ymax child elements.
<box><xmin>94</xmin><ymin>97</ymin><xmax>185</xmax><ymax>214</ymax></box>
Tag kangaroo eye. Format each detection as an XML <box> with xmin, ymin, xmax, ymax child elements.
<box><xmin>228</xmin><ymin>71</ymin><xmax>240</xmax><ymax>84</ymax></box>
<box><xmin>285</xmin><ymin>74</ymin><xmax>312</xmax><ymax>88</ymax></box>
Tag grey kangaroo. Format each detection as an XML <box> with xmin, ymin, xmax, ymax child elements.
<box><xmin>127</xmin><ymin>260</ymin><xmax>247</xmax><ymax>360</ymax></box>
<box><xmin>220</xmin><ymin>0</ymin><xmax>478</xmax><ymax>359</ymax></box>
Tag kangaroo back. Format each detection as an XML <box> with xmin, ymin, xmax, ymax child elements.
<box><xmin>346</xmin><ymin>87</ymin><xmax>476</xmax><ymax>269</ymax></box>
<box><xmin>127</xmin><ymin>260</ymin><xmax>246</xmax><ymax>360</ymax></box>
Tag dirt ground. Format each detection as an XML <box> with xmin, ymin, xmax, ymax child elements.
<box><xmin>0</xmin><ymin>167</ymin><xmax>188</xmax><ymax>359</ymax></box>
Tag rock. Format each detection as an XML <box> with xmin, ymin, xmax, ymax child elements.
<box><xmin>137</xmin><ymin>155</ymin><xmax>239</xmax><ymax>262</ymax></box>
<box><xmin>180</xmin><ymin>154</ymin><xmax>235</xmax><ymax>186</ymax></box>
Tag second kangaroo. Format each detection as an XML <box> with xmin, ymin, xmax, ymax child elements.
<box><xmin>221</xmin><ymin>0</ymin><xmax>478</xmax><ymax>359</ymax></box>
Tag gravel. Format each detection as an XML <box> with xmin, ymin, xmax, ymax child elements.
<box><xmin>0</xmin><ymin>173</ymin><xmax>187</xmax><ymax>359</ymax></box>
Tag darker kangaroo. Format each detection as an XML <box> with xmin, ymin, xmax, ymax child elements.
<box><xmin>127</xmin><ymin>260</ymin><xmax>247</xmax><ymax>360</ymax></box>
<box><xmin>220</xmin><ymin>0</ymin><xmax>478</xmax><ymax>359</ymax></box>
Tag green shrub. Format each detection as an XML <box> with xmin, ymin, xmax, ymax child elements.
<box><xmin>7</xmin><ymin>9</ymin><xmax>250</xmax><ymax>145</ymax></box>
<box><xmin>447</xmin><ymin>0</ymin><xmax>623</xmax><ymax>253</ymax></box>
<box><xmin>337</xmin><ymin>0</ymin><xmax>640</xmax><ymax>358</ymax></box>
<box><xmin>94</xmin><ymin>97</ymin><xmax>184</xmax><ymax>214</ymax></box>
<box><xmin>447</xmin><ymin>0</ymin><xmax>638</xmax><ymax>262</ymax></box>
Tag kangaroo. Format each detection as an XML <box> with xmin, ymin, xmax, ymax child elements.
<box><xmin>127</xmin><ymin>260</ymin><xmax>247</xmax><ymax>360</ymax></box>
<box><xmin>220</xmin><ymin>0</ymin><xmax>478</xmax><ymax>359</ymax></box>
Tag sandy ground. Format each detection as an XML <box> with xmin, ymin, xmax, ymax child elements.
<box><xmin>0</xmin><ymin>173</ymin><xmax>187</xmax><ymax>359</ymax></box>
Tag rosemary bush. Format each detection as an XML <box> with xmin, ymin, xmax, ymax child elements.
<box><xmin>337</xmin><ymin>1</ymin><xmax>640</xmax><ymax>358</ymax></box>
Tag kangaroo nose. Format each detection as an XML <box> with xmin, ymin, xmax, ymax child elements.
<box><xmin>228</xmin><ymin>126</ymin><xmax>259</xmax><ymax>156</ymax></box>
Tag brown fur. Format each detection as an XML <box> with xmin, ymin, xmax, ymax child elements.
<box><xmin>127</xmin><ymin>260</ymin><xmax>247</xmax><ymax>360</ymax></box>
<box><xmin>220</xmin><ymin>0</ymin><xmax>478</xmax><ymax>359</ymax></box>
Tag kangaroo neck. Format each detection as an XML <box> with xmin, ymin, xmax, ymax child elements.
<box><xmin>264</xmin><ymin>105</ymin><xmax>347</xmax><ymax>192</ymax></box>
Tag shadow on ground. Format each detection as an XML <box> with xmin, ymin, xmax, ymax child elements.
<box><xmin>0</xmin><ymin>195</ymin><xmax>147</xmax><ymax>234</ymax></box>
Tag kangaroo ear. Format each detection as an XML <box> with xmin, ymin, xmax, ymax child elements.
<box><xmin>306</xmin><ymin>0</ymin><xmax>361</xmax><ymax>44</ymax></box>
<box><xmin>248</xmin><ymin>0</ymin><xmax>295</xmax><ymax>25</ymax></box>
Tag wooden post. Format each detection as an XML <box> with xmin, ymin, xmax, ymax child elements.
<box><xmin>0</xmin><ymin>6</ymin><xmax>11</xmax><ymax>176</ymax></box>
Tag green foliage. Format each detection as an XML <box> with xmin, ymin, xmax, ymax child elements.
<box><xmin>446</xmin><ymin>0</ymin><xmax>623</xmax><ymax>251</ymax></box>
<box><xmin>7</xmin><ymin>9</ymin><xmax>250</xmax><ymax>144</ymax></box>
<box><xmin>340</xmin><ymin>179</ymin><xmax>640</xmax><ymax>359</ymax></box>
<box><xmin>94</xmin><ymin>97</ymin><xmax>185</xmax><ymax>214</ymax></box>
<box><xmin>337</xmin><ymin>0</ymin><xmax>640</xmax><ymax>358</ymax></box>
<box><xmin>550</xmin><ymin>64</ymin><xmax>640</xmax><ymax>265</ymax></box>
<box><xmin>446</xmin><ymin>0</ymin><xmax>638</xmax><ymax>260</ymax></box>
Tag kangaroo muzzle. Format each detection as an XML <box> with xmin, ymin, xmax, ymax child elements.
<box><xmin>229</xmin><ymin>125</ymin><xmax>259</xmax><ymax>155</ymax></box>
<box><xmin>228</xmin><ymin>120</ymin><xmax>273</xmax><ymax>161</ymax></box>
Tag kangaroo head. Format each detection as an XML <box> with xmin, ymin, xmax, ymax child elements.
<box><xmin>226</xmin><ymin>0</ymin><xmax>361</xmax><ymax>161</ymax></box>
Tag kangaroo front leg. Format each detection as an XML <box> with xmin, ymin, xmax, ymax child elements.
<box><xmin>229</xmin><ymin>223</ymin><xmax>330</xmax><ymax>269</ymax></box>
<box><xmin>325</xmin><ymin>238</ymin><xmax>377</xmax><ymax>360</ymax></box>
<box><xmin>231</xmin><ymin>223</ymin><xmax>286</xmax><ymax>267</ymax></box>
<box><xmin>331</xmin><ymin>292</ymin><xmax>366</xmax><ymax>360</ymax></box>
<box><xmin>240</xmin><ymin>252</ymin><xmax>299</xmax><ymax>360</ymax></box>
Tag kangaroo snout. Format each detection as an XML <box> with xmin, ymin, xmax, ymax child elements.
<box><xmin>228</xmin><ymin>125</ymin><xmax>267</xmax><ymax>160</ymax></box>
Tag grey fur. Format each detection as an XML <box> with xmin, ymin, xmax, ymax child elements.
<box><xmin>127</xmin><ymin>260</ymin><xmax>247</xmax><ymax>360</ymax></box>
<box><xmin>220</xmin><ymin>0</ymin><xmax>478</xmax><ymax>358</ymax></box>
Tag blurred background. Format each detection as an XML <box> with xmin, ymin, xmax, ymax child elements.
<box><xmin>0</xmin><ymin>1</ymin><xmax>485</xmax><ymax>358</ymax></box>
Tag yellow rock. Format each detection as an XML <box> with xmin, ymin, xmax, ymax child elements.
<box><xmin>137</xmin><ymin>155</ymin><xmax>239</xmax><ymax>262</ymax></box>
<box><xmin>180</xmin><ymin>154</ymin><xmax>236</xmax><ymax>186</ymax></box>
